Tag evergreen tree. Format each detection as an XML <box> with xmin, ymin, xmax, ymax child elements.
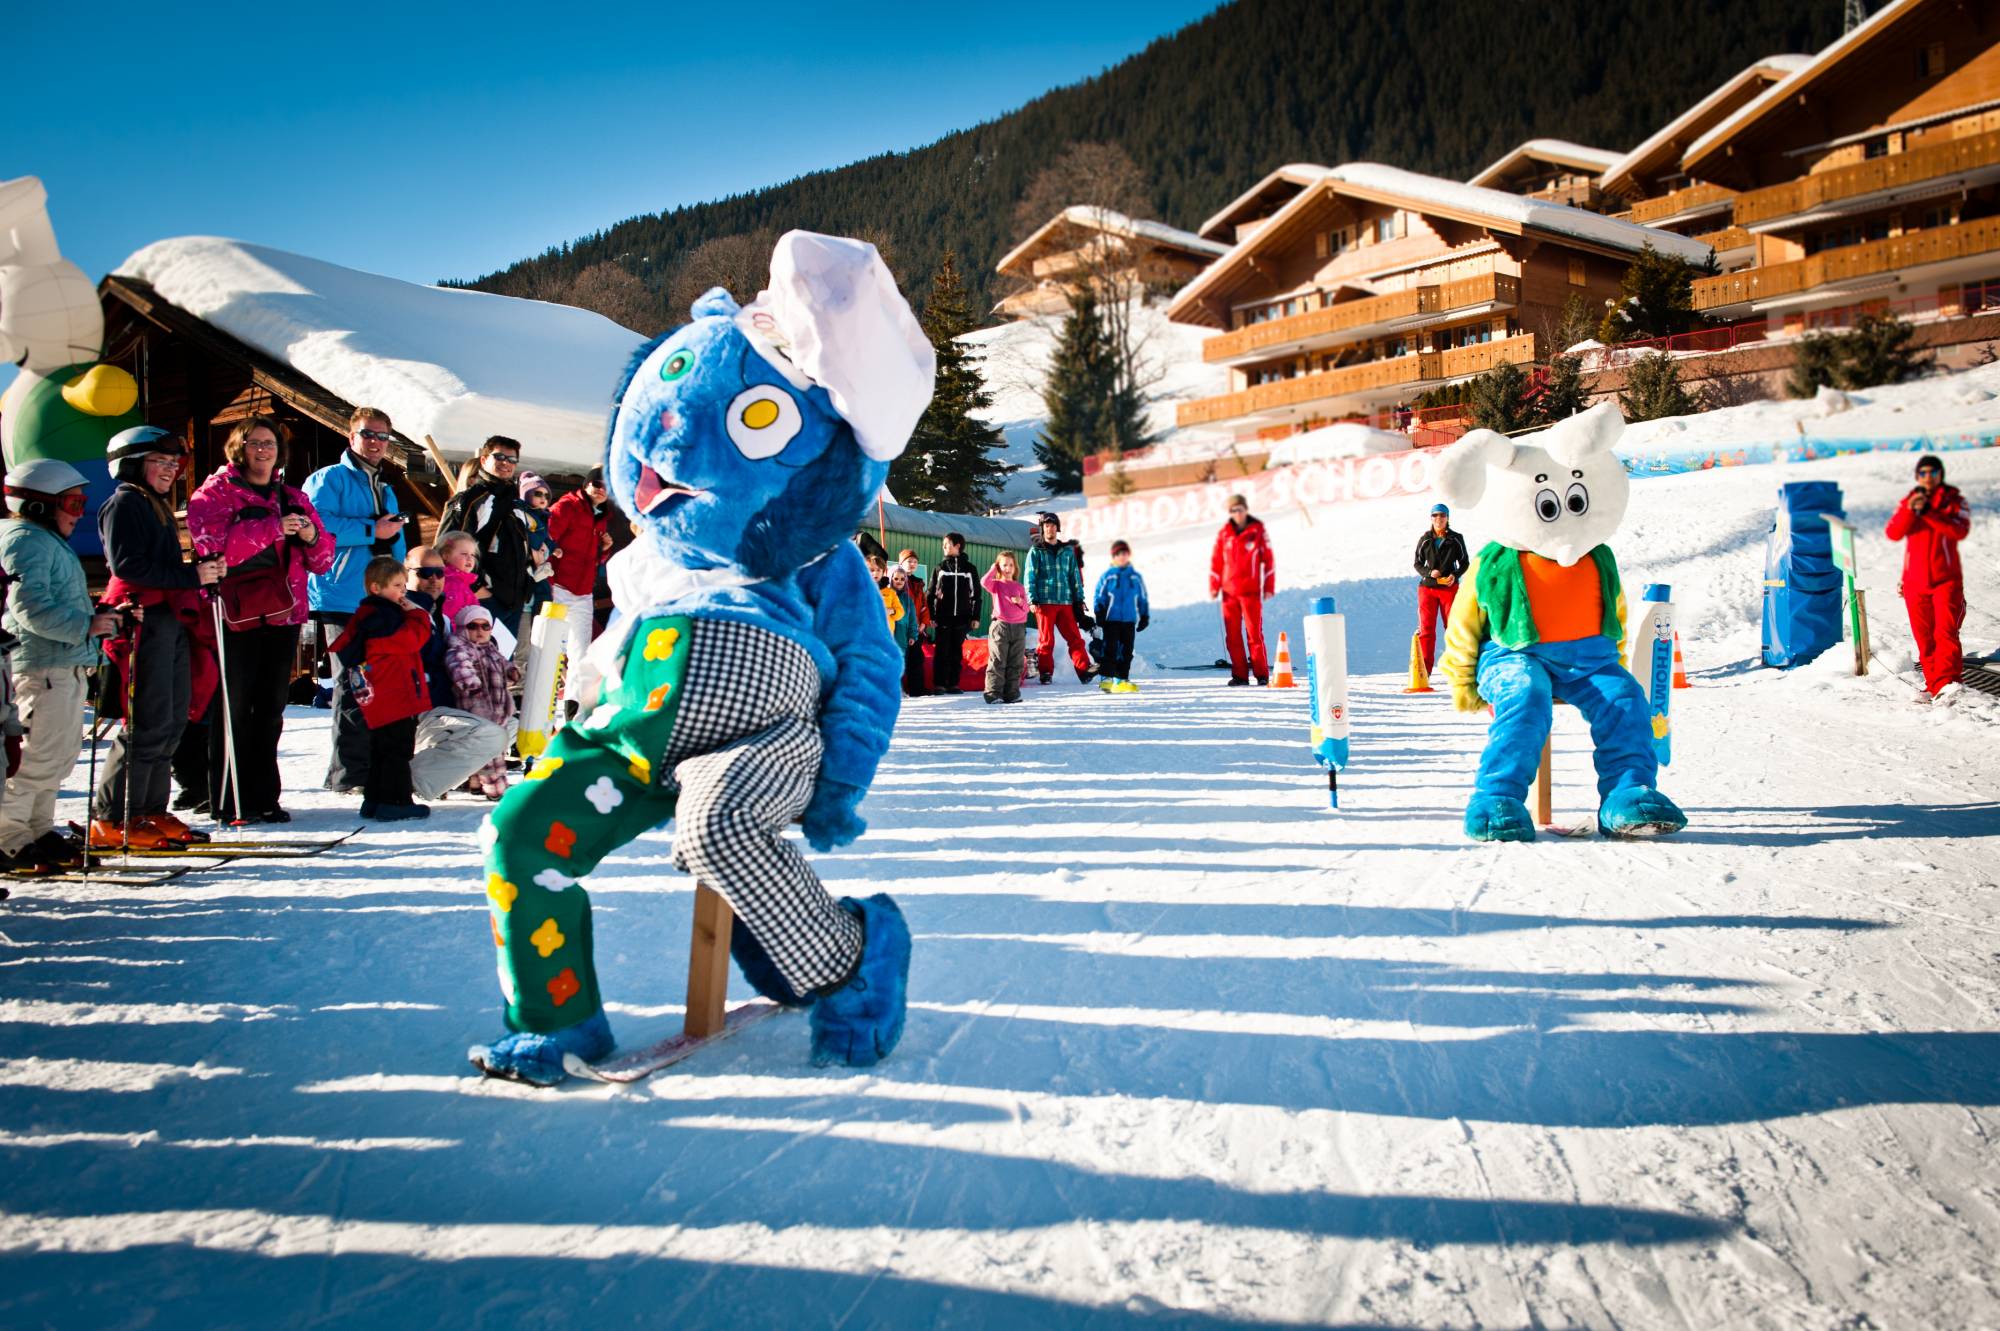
<box><xmin>1035</xmin><ymin>289</ymin><xmax>1117</xmax><ymax>494</ymax></box>
<box><xmin>1786</xmin><ymin>330</ymin><xmax>1843</xmax><ymax>398</ymax></box>
<box><xmin>1468</xmin><ymin>362</ymin><xmax>1533</xmax><ymax>432</ymax></box>
<box><xmin>892</xmin><ymin>252</ymin><xmax>1013</xmax><ymax>512</ymax></box>
<box><xmin>1620</xmin><ymin>351</ymin><xmax>1697</xmax><ymax>421</ymax></box>
<box><xmin>1537</xmin><ymin>354</ymin><xmax>1590</xmax><ymax>424</ymax></box>
<box><xmin>1837</xmin><ymin>312</ymin><xmax>1928</xmax><ymax>388</ymax></box>
<box><xmin>1597</xmin><ymin>243</ymin><xmax>1706</xmax><ymax>343</ymax></box>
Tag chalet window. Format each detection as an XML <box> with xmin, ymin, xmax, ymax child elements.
<box><xmin>1864</xmin><ymin>138</ymin><xmax>1890</xmax><ymax>160</ymax></box>
<box><xmin>1375</xmin><ymin>217</ymin><xmax>1395</xmax><ymax>244</ymax></box>
<box><xmin>1568</xmin><ymin>258</ymin><xmax>1586</xmax><ymax>286</ymax></box>
<box><xmin>1922</xmin><ymin>41</ymin><xmax>1946</xmax><ymax>77</ymax></box>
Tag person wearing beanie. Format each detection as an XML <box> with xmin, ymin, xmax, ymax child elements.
<box><xmin>444</xmin><ymin>601</ymin><xmax>521</xmax><ymax>798</ymax></box>
<box><xmin>1210</xmin><ymin>494</ymin><xmax>1275</xmax><ymax>685</ymax></box>
<box><xmin>926</xmin><ymin>532</ymin><xmax>980</xmax><ymax>694</ymax></box>
<box><xmin>1886</xmin><ymin>453</ymin><xmax>1972</xmax><ymax>703</ymax></box>
<box><xmin>545</xmin><ymin>467</ymin><xmax>612</xmax><ymax>715</ymax></box>
<box><xmin>1091</xmin><ymin>539</ymin><xmax>1150</xmax><ymax>693</ymax></box>
<box><xmin>515</xmin><ymin>470</ymin><xmax>557</xmax><ymax>625</ymax></box>
<box><xmin>1413</xmin><ymin>502</ymin><xmax>1470</xmax><ymax>673</ymax></box>
<box><xmin>0</xmin><ymin>459</ymin><xmax>122</xmax><ymax>873</ymax></box>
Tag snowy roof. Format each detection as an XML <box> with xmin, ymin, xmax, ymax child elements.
<box><xmin>1597</xmin><ymin>55</ymin><xmax>1811</xmax><ymax>195</ymax></box>
<box><xmin>996</xmin><ymin>206</ymin><xmax>1227</xmax><ymax>277</ymax></box>
<box><xmin>1685</xmin><ymin>0</ymin><xmax>1925</xmax><ymax>171</ymax></box>
<box><xmin>1169</xmin><ymin>163</ymin><xmax>1713</xmax><ymax>324</ymax></box>
<box><xmin>1466</xmin><ymin>139</ymin><xmax>1622</xmax><ymax>189</ymax></box>
<box><xmin>113</xmin><ymin>236</ymin><xmax>647</xmax><ymax>469</ymax></box>
<box><xmin>868</xmin><ymin>500</ymin><xmax>1033</xmax><ymax>549</ymax></box>
<box><xmin>1197</xmin><ymin>164</ymin><xmax>1335</xmax><ymax>240</ymax></box>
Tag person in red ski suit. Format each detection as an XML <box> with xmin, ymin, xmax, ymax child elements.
<box><xmin>1210</xmin><ymin>495</ymin><xmax>1274</xmax><ymax>685</ymax></box>
<box><xmin>1885</xmin><ymin>453</ymin><xmax>1972</xmax><ymax>701</ymax></box>
<box><xmin>1413</xmin><ymin>502</ymin><xmax>1470</xmax><ymax>672</ymax></box>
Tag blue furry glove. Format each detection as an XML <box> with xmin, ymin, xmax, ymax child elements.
<box><xmin>802</xmin><ymin>779</ymin><xmax>867</xmax><ymax>852</ymax></box>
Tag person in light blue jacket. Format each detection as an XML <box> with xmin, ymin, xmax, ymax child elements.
<box><xmin>1091</xmin><ymin>539</ymin><xmax>1149</xmax><ymax>694</ymax></box>
<box><xmin>0</xmin><ymin>459</ymin><xmax>120</xmax><ymax>873</ymax></box>
<box><xmin>302</xmin><ymin>407</ymin><xmax>410</xmax><ymax>791</ymax></box>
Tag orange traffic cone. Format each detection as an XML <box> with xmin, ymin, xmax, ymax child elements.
<box><xmin>1672</xmin><ymin>632</ymin><xmax>1689</xmax><ymax>688</ymax></box>
<box><xmin>1404</xmin><ymin>631</ymin><xmax>1435</xmax><ymax>693</ymax></box>
<box><xmin>1270</xmin><ymin>632</ymin><xmax>1297</xmax><ymax>688</ymax></box>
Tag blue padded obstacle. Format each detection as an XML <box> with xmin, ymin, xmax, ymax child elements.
<box><xmin>1761</xmin><ymin>480</ymin><xmax>1846</xmax><ymax>669</ymax></box>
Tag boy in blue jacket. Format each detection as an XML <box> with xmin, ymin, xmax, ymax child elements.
<box><xmin>1092</xmin><ymin>539</ymin><xmax>1149</xmax><ymax>694</ymax></box>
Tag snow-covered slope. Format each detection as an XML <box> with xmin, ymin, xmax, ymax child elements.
<box><xmin>117</xmin><ymin>237</ymin><xmax>646</xmax><ymax>468</ymax></box>
<box><xmin>959</xmin><ymin>298</ymin><xmax>1230</xmax><ymax>507</ymax></box>
<box><xmin>3</xmin><ymin>448</ymin><xmax>1999</xmax><ymax>1328</ymax></box>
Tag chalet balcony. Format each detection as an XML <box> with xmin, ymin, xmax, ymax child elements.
<box><xmin>1730</xmin><ymin>129</ymin><xmax>2000</xmax><ymax>228</ymax></box>
<box><xmin>1177</xmin><ymin>332</ymin><xmax>1539</xmax><ymax>429</ymax></box>
<box><xmin>1692</xmin><ymin>215</ymin><xmax>2000</xmax><ymax>311</ymax></box>
<box><xmin>1203</xmin><ymin>273</ymin><xmax>1520</xmax><ymax>365</ymax></box>
<box><xmin>1694</xmin><ymin>225</ymin><xmax>1754</xmax><ymax>252</ymax></box>
<box><xmin>1614</xmin><ymin>183</ymin><xmax>1735</xmax><ymax>227</ymax></box>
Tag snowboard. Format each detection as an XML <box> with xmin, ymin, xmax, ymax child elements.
<box><xmin>562</xmin><ymin>1001</ymin><xmax>786</xmax><ymax>1084</ymax></box>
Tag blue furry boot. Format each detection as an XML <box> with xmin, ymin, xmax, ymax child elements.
<box><xmin>468</xmin><ymin>1011</ymin><xmax>615</xmax><ymax>1087</ymax></box>
<box><xmin>1597</xmin><ymin>786</ymin><xmax>1687</xmax><ymax>838</ymax></box>
<box><xmin>810</xmin><ymin>894</ymin><xmax>911</xmax><ymax>1068</ymax></box>
<box><xmin>1464</xmin><ymin>793</ymin><xmax>1537</xmax><ymax>843</ymax></box>
<box><xmin>732</xmin><ymin>924</ymin><xmax>812</xmax><ymax>1008</ymax></box>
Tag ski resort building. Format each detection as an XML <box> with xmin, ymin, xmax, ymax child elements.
<box><xmin>1162</xmin><ymin>163</ymin><xmax>1711</xmax><ymax>445</ymax></box>
<box><xmin>993</xmin><ymin>207</ymin><xmax>1227</xmax><ymax>320</ymax></box>
<box><xmin>1195</xmin><ymin>165</ymin><xmax>1334</xmax><ymax>245</ymax></box>
<box><xmin>1673</xmin><ymin>0</ymin><xmax>2000</xmax><ymax>335</ymax></box>
<box><xmin>1467</xmin><ymin>139</ymin><xmax>1623</xmax><ymax>213</ymax></box>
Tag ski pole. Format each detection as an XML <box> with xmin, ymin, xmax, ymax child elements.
<box><xmin>209</xmin><ymin>593</ymin><xmax>242</xmax><ymax>825</ymax></box>
<box><xmin>121</xmin><ymin>612</ymin><xmax>137</xmax><ymax>865</ymax></box>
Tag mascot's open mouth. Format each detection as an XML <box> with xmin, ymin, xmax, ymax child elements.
<box><xmin>633</xmin><ymin>465</ymin><xmax>703</xmax><ymax>514</ymax></box>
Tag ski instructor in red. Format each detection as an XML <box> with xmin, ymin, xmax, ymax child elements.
<box><xmin>1886</xmin><ymin>453</ymin><xmax>1972</xmax><ymax>704</ymax></box>
<box><xmin>1210</xmin><ymin>494</ymin><xmax>1274</xmax><ymax>685</ymax></box>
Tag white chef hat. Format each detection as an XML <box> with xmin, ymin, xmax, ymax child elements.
<box><xmin>734</xmin><ymin>231</ymin><xmax>936</xmax><ymax>463</ymax></box>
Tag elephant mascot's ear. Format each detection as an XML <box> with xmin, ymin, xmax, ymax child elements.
<box><xmin>1541</xmin><ymin>400</ymin><xmax>1626</xmax><ymax>469</ymax></box>
<box><xmin>1434</xmin><ymin>429</ymin><xmax>1516</xmax><ymax>509</ymax></box>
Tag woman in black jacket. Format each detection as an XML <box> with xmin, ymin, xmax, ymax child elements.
<box><xmin>1413</xmin><ymin>503</ymin><xmax>1470</xmax><ymax>675</ymax></box>
<box><xmin>90</xmin><ymin>426</ymin><xmax>224</xmax><ymax>851</ymax></box>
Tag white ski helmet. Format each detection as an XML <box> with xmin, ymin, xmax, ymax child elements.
<box><xmin>107</xmin><ymin>424</ymin><xmax>182</xmax><ymax>462</ymax></box>
<box><xmin>3</xmin><ymin>457</ymin><xmax>89</xmax><ymax>515</ymax></box>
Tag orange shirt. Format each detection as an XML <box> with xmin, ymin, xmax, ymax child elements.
<box><xmin>1520</xmin><ymin>553</ymin><xmax>1602</xmax><ymax>643</ymax></box>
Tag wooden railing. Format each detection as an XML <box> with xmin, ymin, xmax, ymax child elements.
<box><xmin>1693</xmin><ymin>215</ymin><xmax>2000</xmax><ymax>310</ymax></box>
<box><xmin>1615</xmin><ymin>182</ymin><xmax>1735</xmax><ymax>225</ymax></box>
<box><xmin>1205</xmin><ymin>273</ymin><xmax>1519</xmax><ymax>363</ymax></box>
<box><xmin>1177</xmin><ymin>332</ymin><xmax>1539</xmax><ymax>428</ymax></box>
<box><xmin>1694</xmin><ymin>225</ymin><xmax>1753</xmax><ymax>251</ymax></box>
<box><xmin>1731</xmin><ymin>129</ymin><xmax>2000</xmax><ymax>227</ymax></box>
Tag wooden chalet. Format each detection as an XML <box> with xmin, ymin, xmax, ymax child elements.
<box><xmin>994</xmin><ymin>206</ymin><xmax>1227</xmax><ymax>320</ymax></box>
<box><xmin>1467</xmin><ymin>139</ymin><xmax>1623</xmax><ymax>213</ymax></box>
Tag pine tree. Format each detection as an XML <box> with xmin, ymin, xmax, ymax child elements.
<box><xmin>1468</xmin><ymin>362</ymin><xmax>1533</xmax><ymax>432</ymax></box>
<box><xmin>1035</xmin><ymin>289</ymin><xmax>1117</xmax><ymax>494</ymax></box>
<box><xmin>1537</xmin><ymin>354</ymin><xmax>1590</xmax><ymax>424</ymax></box>
<box><xmin>1837</xmin><ymin>312</ymin><xmax>1928</xmax><ymax>388</ymax></box>
<box><xmin>1786</xmin><ymin>331</ymin><xmax>1843</xmax><ymax>398</ymax></box>
<box><xmin>1597</xmin><ymin>243</ymin><xmax>1706</xmax><ymax>343</ymax></box>
<box><xmin>1620</xmin><ymin>351</ymin><xmax>1697</xmax><ymax>421</ymax></box>
<box><xmin>891</xmin><ymin>252</ymin><xmax>1013</xmax><ymax>512</ymax></box>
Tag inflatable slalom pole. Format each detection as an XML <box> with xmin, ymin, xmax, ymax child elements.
<box><xmin>516</xmin><ymin>601</ymin><xmax>570</xmax><ymax>758</ymax></box>
<box><xmin>1303</xmin><ymin>596</ymin><xmax>1350</xmax><ymax>808</ymax></box>
<box><xmin>1629</xmin><ymin>584</ymin><xmax>1676</xmax><ymax>765</ymax></box>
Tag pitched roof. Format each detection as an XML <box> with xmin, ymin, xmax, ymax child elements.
<box><xmin>1169</xmin><ymin>163</ymin><xmax>1713</xmax><ymax>325</ymax></box>
<box><xmin>1467</xmin><ymin>139</ymin><xmax>1623</xmax><ymax>189</ymax></box>
<box><xmin>1196</xmin><ymin>164</ymin><xmax>1335</xmax><ymax>240</ymax></box>
<box><xmin>1597</xmin><ymin>55</ymin><xmax>1811</xmax><ymax>196</ymax></box>
<box><xmin>996</xmin><ymin>206</ymin><xmax>1227</xmax><ymax>277</ymax></box>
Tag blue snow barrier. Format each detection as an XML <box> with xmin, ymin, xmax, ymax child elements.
<box><xmin>1762</xmin><ymin>480</ymin><xmax>1846</xmax><ymax>669</ymax></box>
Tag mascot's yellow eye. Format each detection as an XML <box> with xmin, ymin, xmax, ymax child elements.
<box><xmin>659</xmin><ymin>350</ymin><xmax>694</xmax><ymax>382</ymax></box>
<box><xmin>726</xmin><ymin>386</ymin><xmax>803</xmax><ymax>460</ymax></box>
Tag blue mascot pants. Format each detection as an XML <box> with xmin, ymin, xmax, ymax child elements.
<box><xmin>1474</xmin><ymin>636</ymin><xmax>1656</xmax><ymax>805</ymax></box>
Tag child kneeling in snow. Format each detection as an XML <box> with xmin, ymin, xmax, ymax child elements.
<box><xmin>445</xmin><ymin>603</ymin><xmax>520</xmax><ymax>799</ymax></box>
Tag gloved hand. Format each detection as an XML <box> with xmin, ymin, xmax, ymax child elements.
<box><xmin>1137</xmin><ymin>614</ymin><xmax>1149</xmax><ymax>632</ymax></box>
<box><xmin>1451</xmin><ymin>681</ymin><xmax>1484</xmax><ymax>713</ymax></box>
<box><xmin>1074</xmin><ymin>603</ymin><xmax>1094</xmax><ymax>633</ymax></box>
<box><xmin>1263</xmin><ymin>579</ymin><xmax>1275</xmax><ymax>598</ymax></box>
<box><xmin>801</xmin><ymin>779</ymin><xmax>867</xmax><ymax>853</ymax></box>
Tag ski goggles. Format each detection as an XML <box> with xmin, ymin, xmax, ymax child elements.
<box><xmin>55</xmin><ymin>491</ymin><xmax>88</xmax><ymax>517</ymax></box>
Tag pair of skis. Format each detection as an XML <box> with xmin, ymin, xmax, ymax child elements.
<box><xmin>5</xmin><ymin>828</ymin><xmax>361</xmax><ymax>887</ymax></box>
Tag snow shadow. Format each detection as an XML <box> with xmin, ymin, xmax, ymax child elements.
<box><xmin>1674</xmin><ymin>799</ymin><xmax>2000</xmax><ymax>845</ymax></box>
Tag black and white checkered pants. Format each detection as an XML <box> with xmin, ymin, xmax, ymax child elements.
<box><xmin>660</xmin><ymin>620</ymin><xmax>862</xmax><ymax>994</ymax></box>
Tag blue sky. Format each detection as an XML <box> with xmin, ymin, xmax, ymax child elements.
<box><xmin>5</xmin><ymin>1</ymin><xmax>1220</xmax><ymax>291</ymax></box>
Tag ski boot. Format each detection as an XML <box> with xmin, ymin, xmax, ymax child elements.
<box><xmin>810</xmin><ymin>894</ymin><xmax>911</xmax><ymax>1068</ymax></box>
<box><xmin>1464</xmin><ymin>794</ymin><xmax>1536</xmax><ymax>843</ymax></box>
<box><xmin>1597</xmin><ymin>786</ymin><xmax>1687</xmax><ymax>838</ymax></box>
<box><xmin>469</xmin><ymin>1011</ymin><xmax>615</xmax><ymax>1087</ymax></box>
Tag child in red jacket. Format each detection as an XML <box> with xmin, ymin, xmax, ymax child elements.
<box><xmin>1886</xmin><ymin>453</ymin><xmax>1973</xmax><ymax>703</ymax></box>
<box><xmin>330</xmin><ymin>557</ymin><xmax>435</xmax><ymax>821</ymax></box>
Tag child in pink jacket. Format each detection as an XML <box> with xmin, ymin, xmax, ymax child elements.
<box><xmin>982</xmin><ymin>551</ymin><xmax>1028</xmax><ymax>704</ymax></box>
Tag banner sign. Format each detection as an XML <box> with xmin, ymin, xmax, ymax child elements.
<box><xmin>1617</xmin><ymin>428</ymin><xmax>1998</xmax><ymax>477</ymax></box>
<box><xmin>1068</xmin><ymin>448</ymin><xmax>1439</xmax><ymax>544</ymax></box>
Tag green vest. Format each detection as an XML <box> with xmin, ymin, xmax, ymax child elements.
<box><xmin>1473</xmin><ymin>541</ymin><xmax>1623</xmax><ymax>649</ymax></box>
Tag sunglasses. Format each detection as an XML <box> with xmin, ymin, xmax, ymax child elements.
<box><xmin>408</xmin><ymin>566</ymin><xmax>446</xmax><ymax>578</ymax></box>
<box><xmin>488</xmin><ymin>454</ymin><xmax>519</xmax><ymax>466</ymax></box>
<box><xmin>464</xmin><ymin>623</ymin><xmax>493</xmax><ymax>633</ymax></box>
<box><xmin>1916</xmin><ymin>466</ymin><xmax>1942</xmax><ymax>475</ymax></box>
<box><xmin>357</xmin><ymin>429</ymin><xmax>395</xmax><ymax>444</ymax></box>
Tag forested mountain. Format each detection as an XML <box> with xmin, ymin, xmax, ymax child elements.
<box><xmin>462</xmin><ymin>0</ymin><xmax>1842</xmax><ymax>326</ymax></box>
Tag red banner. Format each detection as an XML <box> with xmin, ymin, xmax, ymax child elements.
<box><xmin>1067</xmin><ymin>448</ymin><xmax>1440</xmax><ymax>544</ymax></box>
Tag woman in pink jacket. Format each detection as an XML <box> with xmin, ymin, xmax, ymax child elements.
<box><xmin>186</xmin><ymin>416</ymin><xmax>336</xmax><ymax>822</ymax></box>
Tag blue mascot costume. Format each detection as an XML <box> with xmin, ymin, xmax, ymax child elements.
<box><xmin>471</xmin><ymin>232</ymin><xmax>934</xmax><ymax>1085</ymax></box>
<box><xmin>1435</xmin><ymin>403</ymin><xmax>1687</xmax><ymax>844</ymax></box>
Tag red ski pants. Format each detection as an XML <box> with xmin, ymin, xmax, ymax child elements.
<box><xmin>1033</xmin><ymin>603</ymin><xmax>1092</xmax><ymax>681</ymax></box>
<box><xmin>1220</xmin><ymin>592</ymin><xmax>1269</xmax><ymax>681</ymax></box>
<box><xmin>1416</xmin><ymin>584</ymin><xmax>1458</xmax><ymax>671</ymax></box>
<box><xmin>1905</xmin><ymin>580</ymin><xmax>1966</xmax><ymax>694</ymax></box>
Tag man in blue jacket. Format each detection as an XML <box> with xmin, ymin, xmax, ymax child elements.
<box><xmin>303</xmin><ymin>406</ymin><xmax>409</xmax><ymax>791</ymax></box>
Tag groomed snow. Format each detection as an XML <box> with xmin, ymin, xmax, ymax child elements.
<box><xmin>116</xmin><ymin>238</ymin><xmax>646</xmax><ymax>469</ymax></box>
<box><xmin>3</xmin><ymin>444</ymin><xmax>1999</xmax><ymax>1329</ymax></box>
